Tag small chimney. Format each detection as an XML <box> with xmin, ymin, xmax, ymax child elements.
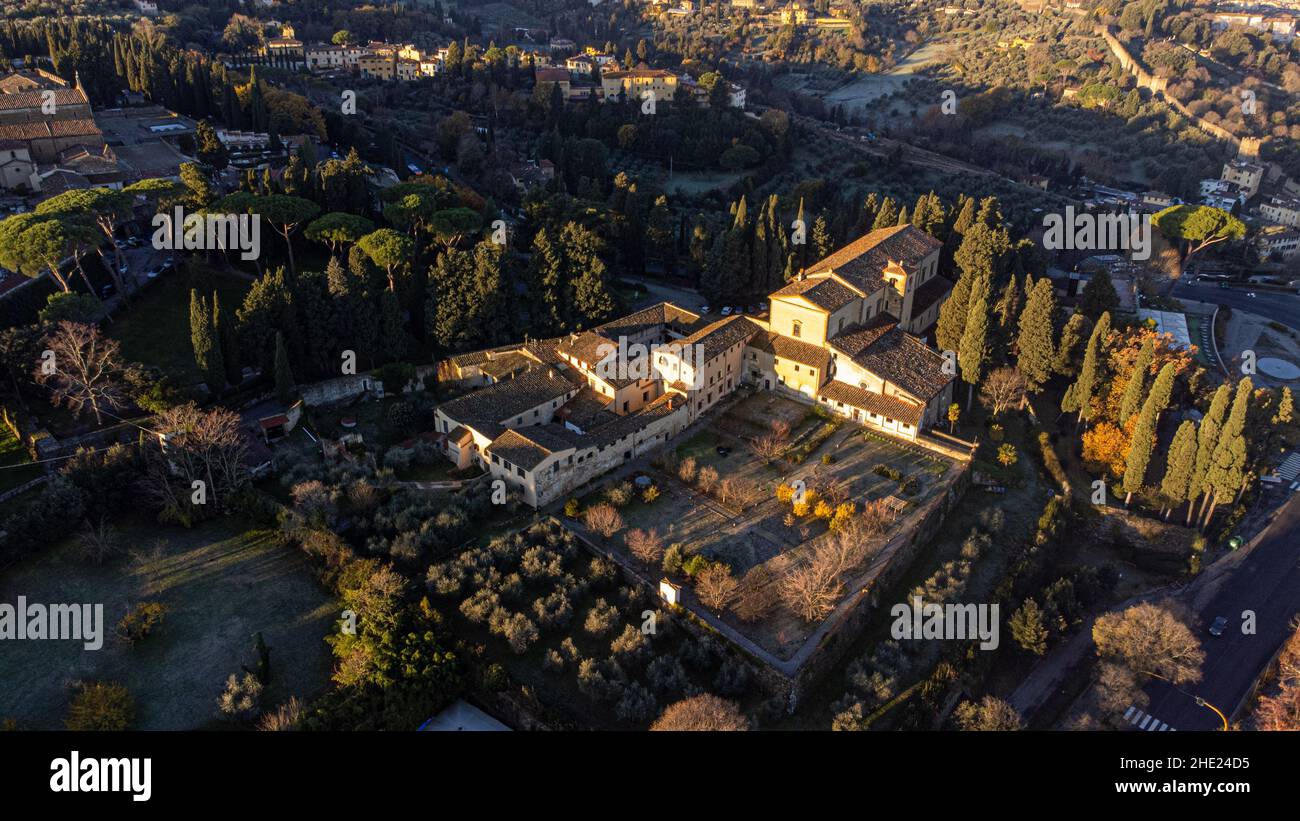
<box><xmin>797</xmin><ymin>268</ymin><xmax>806</xmax><ymax>281</ymax></box>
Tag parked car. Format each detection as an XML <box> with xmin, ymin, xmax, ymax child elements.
<box><xmin>1208</xmin><ymin>616</ymin><xmax>1229</xmax><ymax>637</ymax></box>
<box><xmin>720</xmin><ymin>306</ymin><xmax>732</xmax><ymax>316</ymax></box>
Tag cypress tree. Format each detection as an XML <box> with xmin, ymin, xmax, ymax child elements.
<box><xmin>189</xmin><ymin>289</ymin><xmax>225</xmax><ymax>393</ymax></box>
<box><xmin>1010</xmin><ymin>598</ymin><xmax>1049</xmax><ymax>656</ymax></box>
<box><xmin>1160</xmin><ymin>419</ymin><xmax>1198</xmax><ymax>521</ymax></box>
<box><xmin>1052</xmin><ymin>312</ymin><xmax>1089</xmax><ymax>376</ymax></box>
<box><xmin>935</xmin><ymin>272</ymin><xmax>972</xmax><ymax>354</ymax></box>
<box><xmin>1201</xmin><ymin>378</ymin><xmax>1252</xmax><ymax>529</ymax></box>
<box><xmin>1062</xmin><ymin>311</ymin><xmax>1110</xmax><ymax>429</ymax></box>
<box><xmin>958</xmin><ymin>274</ymin><xmax>990</xmax><ymax>409</ymax></box>
<box><xmin>273</xmin><ymin>330</ymin><xmax>295</xmax><ymax>403</ymax></box>
<box><xmin>1015</xmin><ymin>279</ymin><xmax>1057</xmax><ymax>393</ymax></box>
<box><xmin>214</xmin><ymin>291</ymin><xmax>241</xmax><ymax>387</ymax></box>
<box><xmin>871</xmin><ymin>196</ymin><xmax>898</xmax><ymax>230</ymax></box>
<box><xmin>1188</xmin><ymin>384</ymin><xmax>1231</xmax><ymax>526</ymax></box>
<box><xmin>1122</xmin><ymin>362</ymin><xmax>1175</xmax><ymax>506</ymax></box>
<box><xmin>994</xmin><ymin>273</ymin><xmax>1021</xmax><ymax>331</ymax></box>
<box><xmin>1118</xmin><ymin>337</ymin><xmax>1155</xmax><ymax>426</ymax></box>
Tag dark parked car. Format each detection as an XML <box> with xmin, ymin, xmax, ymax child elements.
<box><xmin>1208</xmin><ymin>616</ymin><xmax>1229</xmax><ymax>637</ymax></box>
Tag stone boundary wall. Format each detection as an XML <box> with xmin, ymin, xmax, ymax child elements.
<box><xmin>1098</xmin><ymin>26</ymin><xmax>1255</xmax><ymax>153</ymax></box>
<box><xmin>560</xmin><ymin>458</ymin><xmax>972</xmax><ymax>712</ymax></box>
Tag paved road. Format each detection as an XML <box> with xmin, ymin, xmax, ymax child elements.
<box><xmin>1136</xmin><ymin>494</ymin><xmax>1300</xmax><ymax>731</ymax></box>
<box><xmin>1172</xmin><ymin>280</ymin><xmax>1300</xmax><ymax>331</ymax></box>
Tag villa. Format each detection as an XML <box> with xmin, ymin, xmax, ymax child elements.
<box><xmin>433</xmin><ymin>225</ymin><xmax>955</xmax><ymax>507</ymax></box>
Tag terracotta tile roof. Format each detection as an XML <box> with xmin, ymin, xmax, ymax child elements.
<box><xmin>555</xmin><ymin>330</ymin><xmax>617</xmax><ymax>368</ymax></box>
<box><xmin>555</xmin><ymin>387</ymin><xmax>617</xmax><ymax>431</ymax></box>
<box><xmin>806</xmin><ymin>224</ymin><xmax>941</xmax><ymax>293</ymax></box>
<box><xmin>770</xmin><ymin>275</ymin><xmax>860</xmax><ymax>311</ymax></box>
<box><xmin>587</xmin><ymin>392</ymin><xmax>680</xmax><ymax>447</ymax></box>
<box><xmin>678</xmin><ymin>315</ymin><xmax>760</xmax><ymax>362</ymax></box>
<box><xmin>479</xmin><ymin>351</ymin><xmax>533</xmax><ymax>379</ymax></box>
<box><xmin>828</xmin><ymin>313</ymin><xmax>896</xmax><ymax>358</ymax></box>
<box><xmin>436</xmin><ymin>366</ymin><xmax>576</xmax><ymax>425</ymax></box>
<box><xmin>0</xmin><ymin>87</ymin><xmax>88</xmax><ymax>111</ymax></box>
<box><xmin>0</xmin><ymin>118</ymin><xmax>101</xmax><ymax>142</ymax></box>
<box><xmin>488</xmin><ymin>425</ymin><xmax>581</xmax><ymax>472</ymax></box>
<box><xmin>834</xmin><ymin>316</ymin><xmax>953</xmax><ymax>400</ymax></box>
<box><xmin>751</xmin><ymin>329</ymin><xmax>832</xmax><ymax>373</ymax></box>
<box><xmin>819</xmin><ymin>380</ymin><xmax>924</xmax><ymax>426</ymax></box>
<box><xmin>596</xmin><ymin>301</ymin><xmax>705</xmax><ymax>338</ymax></box>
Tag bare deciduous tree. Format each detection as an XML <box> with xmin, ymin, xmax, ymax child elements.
<box><xmin>141</xmin><ymin>403</ymin><xmax>250</xmax><ymax>522</ymax></box>
<box><xmin>695</xmin><ymin>563</ymin><xmax>738</xmax><ymax>612</ymax></box>
<box><xmin>696</xmin><ymin>465</ymin><xmax>719</xmax><ymax>494</ymax></box>
<box><xmin>36</xmin><ymin>321</ymin><xmax>125</xmax><ymax>425</ymax></box>
<box><xmin>979</xmin><ymin>366</ymin><xmax>1028</xmax><ymax>418</ymax></box>
<box><xmin>1092</xmin><ymin>601</ymin><xmax>1205</xmax><ymax>686</ymax></box>
<box><xmin>583</xmin><ymin>502</ymin><xmax>624</xmax><ymax>538</ymax></box>
<box><xmin>677</xmin><ymin>456</ymin><xmax>697</xmax><ymax>484</ymax></box>
<box><xmin>625</xmin><ymin>527</ymin><xmax>664</xmax><ymax>565</ymax></box>
<box><xmin>779</xmin><ymin>526</ymin><xmax>873</xmax><ymax>622</ymax></box>
<box><xmin>952</xmin><ymin>696</ymin><xmax>1023</xmax><ymax>731</ymax></box>
<box><xmin>77</xmin><ymin>516</ymin><xmax>124</xmax><ymax>565</ymax></box>
<box><xmin>650</xmin><ymin>694</ymin><xmax>749</xmax><ymax>731</ymax></box>
<box><xmin>750</xmin><ymin>419</ymin><xmax>791</xmax><ymax>463</ymax></box>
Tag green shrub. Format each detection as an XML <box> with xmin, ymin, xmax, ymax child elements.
<box><xmin>65</xmin><ymin>682</ymin><xmax>134</xmax><ymax>730</ymax></box>
<box><xmin>662</xmin><ymin>544</ymin><xmax>684</xmax><ymax>575</ymax></box>
<box><xmin>872</xmin><ymin>464</ymin><xmax>903</xmax><ymax>482</ymax></box>
<box><xmin>681</xmin><ymin>554</ymin><xmax>710</xmax><ymax>578</ymax></box>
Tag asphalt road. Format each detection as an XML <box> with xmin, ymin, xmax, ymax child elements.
<box><xmin>1139</xmin><ymin>493</ymin><xmax>1300</xmax><ymax>730</ymax></box>
<box><xmin>1172</xmin><ymin>280</ymin><xmax>1300</xmax><ymax>330</ymax></box>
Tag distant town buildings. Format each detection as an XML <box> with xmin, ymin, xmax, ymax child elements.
<box><xmin>1222</xmin><ymin>159</ymin><xmax>1265</xmax><ymax>199</ymax></box>
<box><xmin>1260</xmin><ymin>195</ymin><xmax>1300</xmax><ymax>228</ymax></box>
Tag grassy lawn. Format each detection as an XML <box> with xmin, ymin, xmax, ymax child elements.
<box><xmin>0</xmin><ymin>516</ymin><xmax>336</xmax><ymax>730</ymax></box>
<box><xmin>110</xmin><ymin>269</ymin><xmax>251</xmax><ymax>383</ymax></box>
<box><xmin>0</xmin><ymin>424</ymin><xmax>40</xmax><ymax>494</ymax></box>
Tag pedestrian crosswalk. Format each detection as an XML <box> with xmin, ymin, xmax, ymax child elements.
<box><xmin>1123</xmin><ymin>705</ymin><xmax>1176</xmax><ymax>731</ymax></box>
<box><xmin>1278</xmin><ymin>453</ymin><xmax>1300</xmax><ymax>483</ymax></box>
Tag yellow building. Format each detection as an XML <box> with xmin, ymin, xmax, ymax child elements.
<box><xmin>359</xmin><ymin>54</ymin><xmax>396</xmax><ymax>80</ymax></box>
<box><xmin>600</xmin><ymin>68</ymin><xmax>678</xmax><ymax>103</ymax></box>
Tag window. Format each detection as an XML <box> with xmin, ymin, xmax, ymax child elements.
<box><xmin>793</xmin><ymin>365</ymin><xmax>800</xmax><ymax>373</ymax></box>
<box><xmin>516</xmin><ymin>466</ymin><xmax>524</xmax><ymax>478</ymax></box>
<box><xmin>643</xmin><ymin>391</ymin><xmax>649</xmax><ymax>402</ymax></box>
<box><xmin>515</xmin><ymin>417</ymin><xmax>523</xmax><ymax>425</ymax></box>
<box><xmin>838</xmin><ymin>317</ymin><xmax>845</xmax><ymax>333</ymax></box>
<box><xmin>533</xmin><ymin>409</ymin><xmax>539</xmax><ymax>418</ymax></box>
<box><xmin>791</xmin><ymin>320</ymin><xmax>802</xmax><ymax>338</ymax></box>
